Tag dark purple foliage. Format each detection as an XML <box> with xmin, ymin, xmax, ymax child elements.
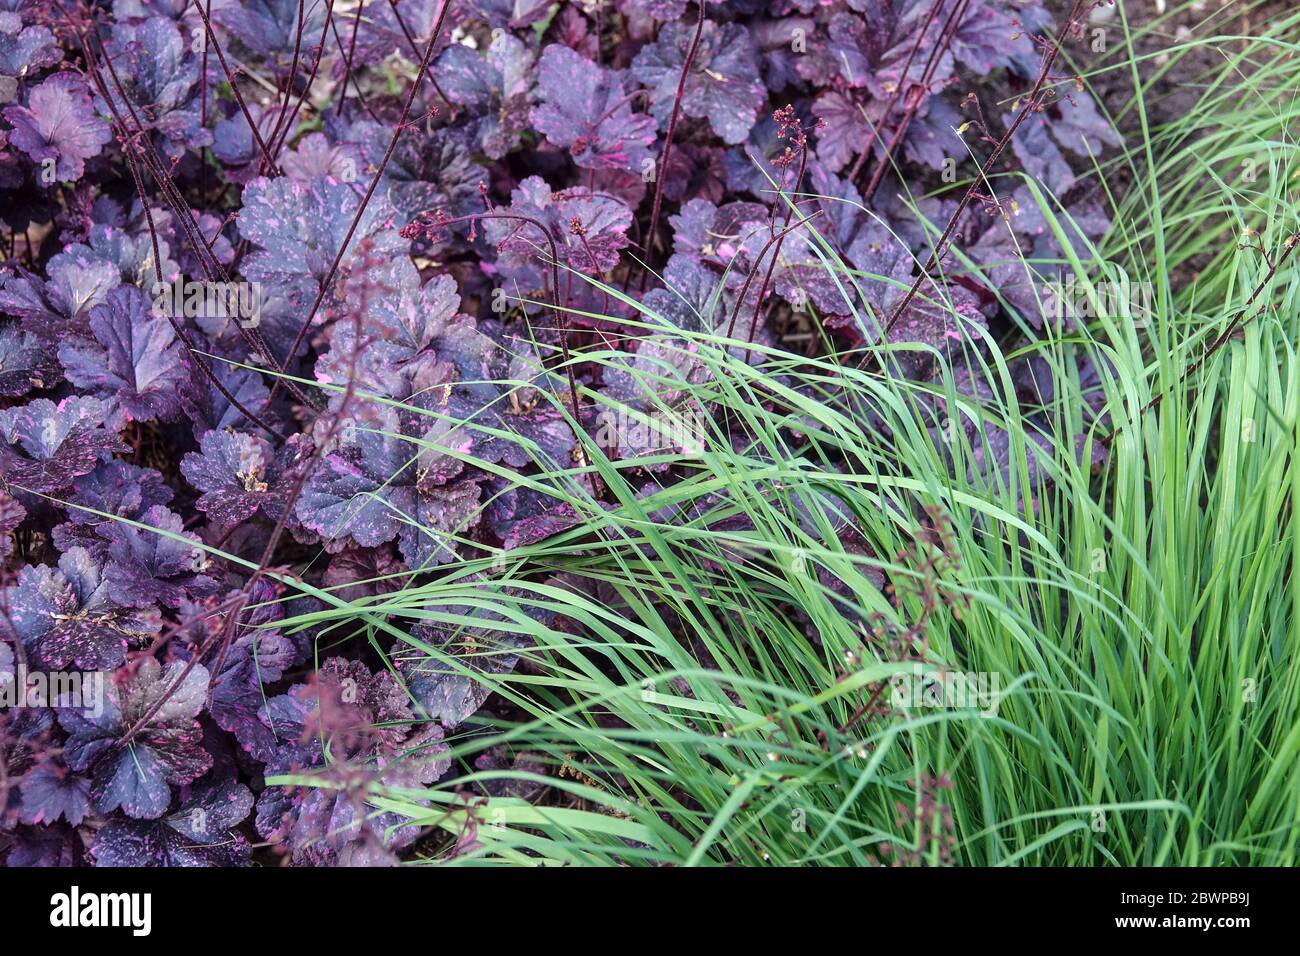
<box><xmin>0</xmin><ymin>12</ymin><xmax>59</xmax><ymax>81</ymax></box>
<box><xmin>296</xmin><ymin>408</ymin><xmax>484</xmax><ymax>569</ymax></box>
<box><xmin>238</xmin><ymin>173</ymin><xmax>405</xmax><ymax>313</ymax></box>
<box><xmin>101</xmin><ymin>504</ymin><xmax>219</xmax><ymax>608</ymax></box>
<box><xmin>253</xmin><ymin>658</ymin><xmax>449</xmax><ymax>865</ymax></box>
<box><xmin>486</xmin><ymin>175</ymin><xmax>633</xmax><ymax>279</ymax></box>
<box><xmin>94</xmin><ymin>17</ymin><xmax>210</xmax><ymax>156</ymax></box>
<box><xmin>0</xmin><ymin>0</ymin><xmax>1117</xmax><ymax>868</ymax></box>
<box><xmin>0</xmin><ymin>248</ymin><xmax>120</xmax><ymax>342</ymax></box>
<box><xmin>632</xmin><ymin>20</ymin><xmax>766</xmax><ymax>145</ymax></box>
<box><xmin>91</xmin><ymin>773</ymin><xmax>253</xmax><ymax>866</ymax></box>
<box><xmin>3</xmin><ymin>72</ymin><xmax>111</xmax><ymax>183</ymax></box>
<box><xmin>437</xmin><ymin>32</ymin><xmax>535</xmax><ymax>160</ymax></box>
<box><xmin>19</xmin><ymin>759</ymin><xmax>92</xmax><ymax>827</ymax></box>
<box><xmin>181</xmin><ymin>429</ymin><xmax>282</xmax><ymax>528</ymax></box>
<box><xmin>58</xmin><ymin>285</ymin><xmax>188</xmax><ymax>422</ymax></box>
<box><xmin>51</xmin><ymin>460</ymin><xmax>174</xmax><ymax>555</ymax></box>
<box><xmin>533</xmin><ymin>44</ymin><xmax>656</xmax><ymax>172</ymax></box>
<box><xmin>0</xmin><ymin>396</ymin><xmax>128</xmax><ymax>493</ymax></box>
<box><xmin>1</xmin><ymin>546</ymin><xmax>160</xmax><ymax>670</ymax></box>
<box><xmin>58</xmin><ymin>659</ymin><xmax>212</xmax><ymax>819</ymax></box>
<box><xmin>0</xmin><ymin>320</ymin><xmax>56</xmax><ymax>395</ymax></box>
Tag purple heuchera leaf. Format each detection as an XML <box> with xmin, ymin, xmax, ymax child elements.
<box><xmin>486</xmin><ymin>175</ymin><xmax>633</xmax><ymax>278</ymax></box>
<box><xmin>1</xmin><ymin>824</ymin><xmax>79</xmax><ymax>866</ymax></box>
<box><xmin>178</xmin><ymin>354</ymin><xmax>274</xmax><ymax>440</ymax></box>
<box><xmin>457</xmin><ymin>331</ymin><xmax>579</xmax><ymax>470</ymax></box>
<box><xmin>177</xmin><ymin>584</ymin><xmax>297</xmax><ymax>758</ymax></box>
<box><xmin>296</xmin><ymin>410</ymin><xmax>484</xmax><ymax>568</ymax></box>
<box><xmin>58</xmin><ymin>658</ymin><xmax>212</xmax><ymax>820</ymax></box>
<box><xmin>811</xmin><ymin>90</ymin><xmax>878</xmax><ymax>172</ymax></box>
<box><xmin>102</xmin><ymin>504</ymin><xmax>219</xmax><ymax>608</ymax></box>
<box><xmin>237</xmin><ymin>173</ymin><xmax>405</xmax><ymax>311</ymax></box>
<box><xmin>870</xmin><ymin>283</ymin><xmax>990</xmax><ymax>379</ymax></box>
<box><xmin>437</xmin><ymin>32</ymin><xmax>535</xmax><ymax>160</ymax></box>
<box><xmin>18</xmin><ymin>760</ymin><xmax>93</xmax><ymax>827</ymax></box>
<box><xmin>1047</xmin><ymin>89</ymin><xmax>1123</xmax><ymax>157</ymax></box>
<box><xmin>620</xmin><ymin>0</ymin><xmax>687</xmax><ymax>21</ymax></box>
<box><xmin>1</xmin><ymin>546</ymin><xmax>160</xmax><ymax>670</ymax></box>
<box><xmin>280</xmin><ymin>132</ymin><xmax>361</xmax><ymax>184</ymax></box>
<box><xmin>317</xmin><ymin>258</ymin><xmax>476</xmax><ymax>400</ymax></box>
<box><xmin>254</xmin><ymin>658</ymin><xmax>450</xmax><ymax>865</ymax></box>
<box><xmin>181</xmin><ymin>429</ymin><xmax>281</xmax><ymax>529</ymax></box>
<box><xmin>0</xmin><ymin>320</ymin><xmax>57</xmax><ymax>396</ymax></box>
<box><xmin>533</xmin><ymin>44</ymin><xmax>656</xmax><ymax>172</ymax></box>
<box><xmin>3</xmin><ymin>72</ymin><xmax>112</xmax><ymax>183</ymax></box>
<box><xmin>632</xmin><ymin>20</ymin><xmax>766</xmax><ymax>145</ymax></box>
<box><xmin>391</xmin><ymin>603</ymin><xmax>543</xmax><ymax>729</ymax></box>
<box><xmin>734</xmin><ymin>211</ymin><xmax>858</xmax><ymax>315</ymax></box>
<box><xmin>70</xmin><ymin>221</ymin><xmax>180</xmax><ymax>289</ymax></box>
<box><xmin>950</xmin><ymin>0</ymin><xmax>1036</xmax><ymax>74</ymax></box>
<box><xmin>643</xmin><ymin>253</ymin><xmax>725</xmax><ymax>333</ymax></box>
<box><xmin>347</xmin><ymin>120</ymin><xmax>487</xmax><ymax>233</ymax></box>
<box><xmin>322</xmin><ymin>546</ymin><xmax>403</xmax><ymax>604</ymax></box>
<box><xmin>95</xmin><ymin>17</ymin><xmax>210</xmax><ymax>153</ymax></box>
<box><xmin>349</xmin><ymin>0</ymin><xmax>452</xmax><ymax>67</ymax></box>
<box><xmin>827</xmin><ymin>5</ymin><xmax>952</xmax><ymax>98</ymax></box>
<box><xmin>0</xmin><ymin>12</ymin><xmax>59</xmax><ymax>81</ymax></box>
<box><xmin>485</xmin><ymin>480</ymin><xmax>584</xmax><ymax>550</ymax></box>
<box><xmin>669</xmin><ymin>198</ymin><xmax>769</xmax><ymax>270</ymax></box>
<box><xmin>0</xmin><ymin>248</ymin><xmax>120</xmax><ymax>343</ymax></box>
<box><xmin>50</xmin><ymin>461</ymin><xmax>174</xmax><ymax>556</ymax></box>
<box><xmin>0</xmin><ymin>396</ymin><xmax>128</xmax><ymax>493</ymax></box>
<box><xmin>466</xmin><ymin>0</ymin><xmax>552</xmax><ymax>29</ymax></box>
<box><xmin>212</xmin><ymin>101</ymin><xmax>291</xmax><ymax>178</ymax></box>
<box><xmin>214</xmin><ymin>0</ymin><xmax>325</xmax><ymax>64</ymax></box>
<box><xmin>58</xmin><ymin>285</ymin><xmax>188</xmax><ymax>423</ymax></box>
<box><xmin>92</xmin><ymin>775</ymin><xmax>253</xmax><ymax>867</ymax></box>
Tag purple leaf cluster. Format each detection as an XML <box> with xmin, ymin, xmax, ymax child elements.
<box><xmin>1</xmin><ymin>0</ymin><xmax>1115</xmax><ymax>866</ymax></box>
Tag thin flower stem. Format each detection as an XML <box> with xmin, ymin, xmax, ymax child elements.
<box><xmin>883</xmin><ymin>0</ymin><xmax>1090</xmax><ymax>336</ymax></box>
<box><xmin>847</xmin><ymin>0</ymin><xmax>948</xmax><ymax>184</ymax></box>
<box><xmin>641</xmin><ymin>0</ymin><xmax>707</xmax><ymax>292</ymax></box>
<box><xmin>267</xmin><ymin>0</ymin><xmax>456</xmax><ymax>410</ymax></box>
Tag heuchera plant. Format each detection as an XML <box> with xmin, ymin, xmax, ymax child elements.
<box><xmin>0</xmin><ymin>0</ymin><xmax>1117</xmax><ymax>866</ymax></box>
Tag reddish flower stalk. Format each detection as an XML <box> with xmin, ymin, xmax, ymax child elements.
<box><xmin>861</xmin><ymin>0</ymin><xmax>972</xmax><ymax>203</ymax></box>
<box><xmin>385</xmin><ymin>0</ymin><xmax>456</xmax><ymax>112</ymax></box>
<box><xmin>739</xmin><ymin>107</ymin><xmax>821</xmax><ymax>365</ymax></box>
<box><xmin>722</xmin><ymin>210</ymin><xmax>823</xmax><ymax>345</ymax></box>
<box><xmin>205</xmin><ymin>238</ymin><xmax>386</xmax><ymax>694</ymax></box>
<box><xmin>267</xmin><ymin>0</ymin><xmax>339</xmax><ymax>161</ymax></box>
<box><xmin>267</xmin><ymin>0</ymin><xmax>456</xmax><ymax>411</ymax></box>
<box><xmin>882</xmin><ymin>0</ymin><xmax>1091</xmax><ymax>336</ymax></box>
<box><xmin>640</xmin><ymin>0</ymin><xmax>707</xmax><ymax>292</ymax></box>
<box><xmin>261</xmin><ymin>0</ymin><xmax>310</xmax><ymax>172</ymax></box>
<box><xmin>846</xmin><ymin>0</ymin><xmax>948</xmax><ymax>184</ymax></box>
<box><xmin>329</xmin><ymin>0</ymin><xmax>384</xmax><ymax>124</ymax></box>
<box><xmin>55</xmin><ymin>1</ymin><xmax>288</xmax><ymax>441</ymax></box>
<box><xmin>188</xmin><ymin>0</ymin><xmax>282</xmax><ymax>175</ymax></box>
<box><xmin>61</xmin><ymin>2</ymin><xmax>315</xmax><ymax>409</ymax></box>
<box><xmin>198</xmin><ymin>0</ymin><xmax>212</xmax><ymax>197</ymax></box>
